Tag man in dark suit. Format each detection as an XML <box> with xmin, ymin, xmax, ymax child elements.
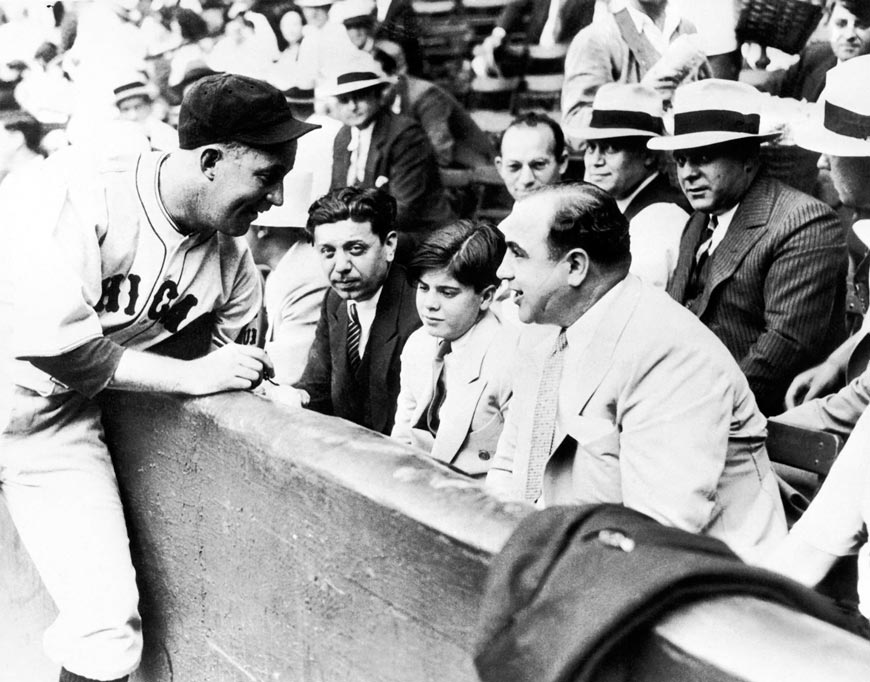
<box><xmin>373</xmin><ymin>39</ymin><xmax>495</xmax><ymax>170</ymax></box>
<box><xmin>293</xmin><ymin>187</ymin><xmax>421</xmax><ymax>434</ymax></box>
<box><xmin>325</xmin><ymin>62</ymin><xmax>454</xmax><ymax>259</ymax></box>
<box><xmin>655</xmin><ymin>79</ymin><xmax>847</xmax><ymax>416</ymax></box>
<box><xmin>475</xmin><ymin>0</ymin><xmax>596</xmax><ymax>77</ymax></box>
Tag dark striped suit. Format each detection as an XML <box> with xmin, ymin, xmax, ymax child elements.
<box><xmin>667</xmin><ymin>173</ymin><xmax>847</xmax><ymax>416</ymax></box>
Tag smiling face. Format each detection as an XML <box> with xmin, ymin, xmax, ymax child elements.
<box><xmin>313</xmin><ymin>218</ymin><xmax>396</xmax><ymax>301</ymax></box>
<box><xmin>674</xmin><ymin>144</ymin><xmax>756</xmax><ymax>215</ymax></box>
<box><xmin>496</xmin><ymin>124</ymin><xmax>568</xmax><ymax>201</ymax></box>
<box><xmin>334</xmin><ymin>86</ymin><xmax>383</xmax><ymax>129</ymax></box>
<box><xmin>496</xmin><ymin>195</ymin><xmax>574</xmax><ymax>325</ymax></box>
<box><xmin>583</xmin><ymin>138</ymin><xmax>655</xmax><ymax>201</ymax></box>
<box><xmin>415</xmin><ymin>267</ymin><xmax>493</xmax><ymax>341</ymax></box>
<box><xmin>829</xmin><ymin>3</ymin><xmax>870</xmax><ymax>62</ymax></box>
<box><xmin>203</xmin><ymin>141</ymin><xmax>297</xmax><ymax>237</ymax></box>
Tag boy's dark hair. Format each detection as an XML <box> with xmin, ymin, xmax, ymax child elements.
<box><xmin>306</xmin><ymin>186</ymin><xmax>397</xmax><ymax>242</ymax></box>
<box><xmin>500</xmin><ymin>112</ymin><xmax>566</xmax><ymax>159</ymax></box>
<box><xmin>407</xmin><ymin>220</ymin><xmax>506</xmax><ymax>292</ymax></box>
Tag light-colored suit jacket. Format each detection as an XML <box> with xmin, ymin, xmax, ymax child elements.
<box><xmin>392</xmin><ymin>311</ymin><xmax>520</xmax><ymax>477</ymax></box>
<box><xmin>486</xmin><ymin>275</ymin><xmax>786</xmax><ymax>561</ymax></box>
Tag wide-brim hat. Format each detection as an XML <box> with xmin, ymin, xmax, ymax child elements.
<box><xmin>296</xmin><ymin>0</ymin><xmax>333</xmax><ymax>7</ymax></box>
<box><xmin>565</xmin><ymin>83</ymin><xmax>665</xmax><ymax>140</ymax></box>
<box><xmin>284</xmin><ymin>86</ymin><xmax>315</xmax><ymax>104</ymax></box>
<box><xmin>320</xmin><ymin>70</ymin><xmax>391</xmax><ymax>98</ymax></box>
<box><xmin>113</xmin><ymin>79</ymin><xmax>156</xmax><ymax>106</ymax></box>
<box><xmin>793</xmin><ymin>55</ymin><xmax>870</xmax><ymax>157</ymax></box>
<box><xmin>648</xmin><ymin>79</ymin><xmax>780</xmax><ymax>151</ymax></box>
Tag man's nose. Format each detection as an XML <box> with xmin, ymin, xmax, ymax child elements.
<box><xmin>496</xmin><ymin>257</ymin><xmax>512</xmax><ymax>280</ymax></box>
<box><xmin>817</xmin><ymin>154</ymin><xmax>831</xmax><ymax>171</ymax></box>
<box><xmin>518</xmin><ymin>164</ymin><xmax>535</xmax><ymax>185</ymax></box>
<box><xmin>334</xmin><ymin>251</ymin><xmax>352</xmax><ymax>272</ymax></box>
<box><xmin>266</xmin><ymin>182</ymin><xmax>284</xmax><ymax>206</ymax></box>
<box><xmin>422</xmin><ymin>289</ymin><xmax>439</xmax><ymax>309</ymax></box>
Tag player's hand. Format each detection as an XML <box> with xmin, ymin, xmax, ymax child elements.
<box><xmin>185</xmin><ymin>343</ymin><xmax>274</xmax><ymax>395</ymax></box>
<box><xmin>784</xmin><ymin>361</ymin><xmax>842</xmax><ymax>409</ymax></box>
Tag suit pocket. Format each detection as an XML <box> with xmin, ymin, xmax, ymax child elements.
<box><xmin>565</xmin><ymin>415</ymin><xmax>621</xmax><ymax>459</ymax></box>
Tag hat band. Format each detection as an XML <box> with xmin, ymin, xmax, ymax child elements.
<box><xmin>337</xmin><ymin>72</ymin><xmax>380</xmax><ymax>86</ymax></box>
<box><xmin>590</xmin><ymin>109</ymin><xmax>663</xmax><ymax>134</ymax></box>
<box><xmin>673</xmin><ymin>110</ymin><xmax>760</xmax><ymax>136</ymax></box>
<box><xmin>114</xmin><ymin>82</ymin><xmax>147</xmax><ymax>97</ymax></box>
<box><xmin>825</xmin><ymin>100</ymin><xmax>870</xmax><ymax>141</ymax></box>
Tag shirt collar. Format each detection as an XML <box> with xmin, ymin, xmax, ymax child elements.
<box><xmin>615</xmin><ymin>171</ymin><xmax>659</xmax><ymax>213</ymax></box>
<box><xmin>347</xmin><ymin>283</ymin><xmax>383</xmax><ymax>315</ymax></box>
<box><xmin>623</xmin><ymin>2</ymin><xmax>680</xmax><ymax>40</ymax></box>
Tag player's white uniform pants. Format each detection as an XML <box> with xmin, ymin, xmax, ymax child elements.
<box><xmin>0</xmin><ymin>386</ymin><xmax>142</xmax><ymax>680</ymax></box>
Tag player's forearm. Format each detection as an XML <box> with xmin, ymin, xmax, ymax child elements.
<box><xmin>109</xmin><ymin>348</ymin><xmax>201</xmax><ymax>394</ymax></box>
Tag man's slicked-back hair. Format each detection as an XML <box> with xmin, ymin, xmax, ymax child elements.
<box><xmin>407</xmin><ymin>220</ymin><xmax>506</xmax><ymax>292</ymax></box>
<box><xmin>306</xmin><ymin>186</ymin><xmax>397</xmax><ymax>242</ymax></box>
<box><xmin>532</xmin><ymin>183</ymin><xmax>631</xmax><ymax>265</ymax></box>
<box><xmin>500</xmin><ymin>111</ymin><xmax>566</xmax><ymax>159</ymax></box>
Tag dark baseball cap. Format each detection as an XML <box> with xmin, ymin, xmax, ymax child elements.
<box><xmin>178</xmin><ymin>73</ymin><xmax>320</xmax><ymax>150</ymax></box>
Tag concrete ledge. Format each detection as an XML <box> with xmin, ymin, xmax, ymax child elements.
<box><xmin>3</xmin><ymin>390</ymin><xmax>870</xmax><ymax>681</ymax></box>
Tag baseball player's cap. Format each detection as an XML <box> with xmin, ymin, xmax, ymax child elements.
<box><xmin>178</xmin><ymin>73</ymin><xmax>320</xmax><ymax>150</ymax></box>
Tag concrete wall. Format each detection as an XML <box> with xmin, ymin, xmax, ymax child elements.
<box><xmin>3</xmin><ymin>390</ymin><xmax>870</xmax><ymax>682</ymax></box>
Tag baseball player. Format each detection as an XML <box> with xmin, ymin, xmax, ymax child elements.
<box><xmin>1</xmin><ymin>74</ymin><xmax>318</xmax><ymax>682</ymax></box>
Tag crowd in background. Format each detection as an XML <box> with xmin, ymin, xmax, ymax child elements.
<box><xmin>4</xmin><ymin>1</ymin><xmax>870</xmax><ymax>680</ymax></box>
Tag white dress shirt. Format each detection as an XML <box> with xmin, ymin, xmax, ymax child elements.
<box><xmin>347</xmin><ymin>123</ymin><xmax>375</xmax><ymax>186</ymax></box>
<box><xmin>707</xmin><ymin>203</ymin><xmax>739</xmax><ymax>256</ymax></box>
<box><xmin>623</xmin><ymin>2</ymin><xmax>681</xmax><ymax>55</ymax></box>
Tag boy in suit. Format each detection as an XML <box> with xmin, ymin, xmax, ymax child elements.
<box><xmin>392</xmin><ymin>221</ymin><xmax>519</xmax><ymax>477</ymax></box>
<box><xmin>291</xmin><ymin>186</ymin><xmax>421</xmax><ymax>434</ymax></box>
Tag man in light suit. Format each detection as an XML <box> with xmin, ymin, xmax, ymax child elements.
<box><xmin>486</xmin><ymin>182</ymin><xmax>786</xmax><ymax>562</ymax></box>
<box><xmin>659</xmin><ymin>79</ymin><xmax>847</xmax><ymax>416</ymax></box>
<box><xmin>392</xmin><ymin>221</ymin><xmax>520</xmax><ymax>477</ymax></box>
<box><xmin>292</xmin><ymin>187</ymin><xmax>421</xmax><ymax>434</ymax></box>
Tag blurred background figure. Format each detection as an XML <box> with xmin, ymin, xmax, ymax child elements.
<box><xmin>112</xmin><ymin>72</ymin><xmax>177</xmax><ymax>150</ymax></box>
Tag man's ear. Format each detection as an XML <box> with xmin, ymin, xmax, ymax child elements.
<box><xmin>200</xmin><ymin>147</ymin><xmax>222</xmax><ymax>180</ymax></box>
<box><xmin>384</xmin><ymin>230</ymin><xmax>398</xmax><ymax>261</ymax></box>
<box><xmin>557</xmin><ymin>151</ymin><xmax>569</xmax><ymax>176</ymax></box>
<box><xmin>494</xmin><ymin>155</ymin><xmax>503</xmax><ymax>173</ymax></box>
<box><xmin>565</xmin><ymin>248</ymin><xmax>589</xmax><ymax>287</ymax></box>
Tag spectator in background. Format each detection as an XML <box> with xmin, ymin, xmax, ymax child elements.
<box><xmin>561</xmin><ymin>0</ymin><xmax>707</xmax><ymax>129</ymax></box>
<box><xmin>659</xmin><ymin>79</ymin><xmax>847</xmax><ymax>416</ymax></box>
<box><xmin>777</xmin><ymin>55</ymin><xmax>870</xmax><ymax>439</ymax></box>
<box><xmin>473</xmin><ymin>0</ymin><xmax>596</xmax><ymax>78</ymax></box>
<box><xmin>325</xmin><ymin>58</ymin><xmax>454</xmax><ymax>260</ymax></box>
<box><xmin>374</xmin><ymin>0</ymin><xmax>423</xmax><ymax>77</ymax></box>
<box><xmin>208</xmin><ymin>4</ymin><xmax>279</xmax><ymax>80</ymax></box>
<box><xmin>373</xmin><ymin>39</ymin><xmax>495</xmax><ymax>170</ymax></box>
<box><xmin>392</xmin><ymin>221</ymin><xmax>519</xmax><ymax>478</ymax></box>
<box><xmin>495</xmin><ymin>112</ymin><xmax>567</xmax><ymax>202</ymax></box>
<box><xmin>486</xmin><ymin>182</ymin><xmax>786</xmax><ymax>562</ymax></box>
<box><xmin>250</xmin><ymin>172</ymin><xmax>330</xmax><ymax>386</ymax></box>
<box><xmin>113</xmin><ymin>74</ymin><xmax>178</xmax><ymax>151</ymax></box>
<box><xmin>266</xmin><ymin>4</ymin><xmax>306</xmax><ymax>89</ymax></box>
<box><xmin>763</xmin><ymin>0</ymin><xmax>870</xmax><ymax>103</ymax></box>
<box><xmin>567</xmin><ymin>83</ymin><xmax>688</xmax><ymax>289</ymax></box>
<box><xmin>296</xmin><ymin>0</ymin><xmax>358</xmax><ymax>86</ymax></box>
<box><xmin>341</xmin><ymin>0</ymin><xmax>377</xmax><ymax>53</ymax></box>
<box><xmin>291</xmin><ymin>187</ymin><xmax>421</xmax><ymax>435</ymax></box>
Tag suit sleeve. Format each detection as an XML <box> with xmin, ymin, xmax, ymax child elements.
<box><xmin>413</xmin><ymin>87</ymin><xmax>455</xmax><ymax>168</ymax></box>
<box><xmin>390</xmin><ymin>339</ymin><xmax>418</xmax><ymax>444</ymax></box>
<box><xmin>294</xmin><ymin>292</ymin><xmax>334</xmax><ymax>415</ymax></box>
<box><xmin>561</xmin><ymin>22</ymin><xmax>619</xmax><ymax>129</ymax></box>
<box><xmin>777</xmin><ymin>368</ymin><xmax>870</xmax><ymax>440</ymax></box>
<box><xmin>617</xmin><ymin>340</ymin><xmax>733</xmax><ymax>534</ymax></box>
<box><xmin>387</xmin><ymin>124</ymin><xmax>443</xmax><ymax>233</ymax></box>
<box><xmin>496</xmin><ymin>0</ymin><xmax>529</xmax><ymax>33</ymax></box>
<box><xmin>740</xmin><ymin>205</ymin><xmax>846</xmax><ymax>415</ymax></box>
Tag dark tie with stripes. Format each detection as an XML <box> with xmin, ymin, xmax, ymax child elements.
<box><xmin>687</xmin><ymin>214</ymin><xmax>718</xmax><ymax>302</ymax></box>
<box><xmin>347</xmin><ymin>301</ymin><xmax>362</xmax><ymax>374</ymax></box>
<box><xmin>427</xmin><ymin>340</ymin><xmax>452</xmax><ymax>435</ymax></box>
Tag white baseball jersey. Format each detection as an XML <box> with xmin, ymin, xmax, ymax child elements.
<box><xmin>6</xmin><ymin>150</ymin><xmax>262</xmax><ymax>396</ymax></box>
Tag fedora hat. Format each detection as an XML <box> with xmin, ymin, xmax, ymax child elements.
<box><xmin>648</xmin><ymin>79</ymin><xmax>780</xmax><ymax>151</ymax></box>
<box><xmin>793</xmin><ymin>55</ymin><xmax>870</xmax><ymax>157</ymax></box>
<box><xmin>296</xmin><ymin>0</ymin><xmax>333</xmax><ymax>6</ymax></box>
<box><xmin>320</xmin><ymin>55</ymin><xmax>391</xmax><ymax>97</ymax></box>
<box><xmin>565</xmin><ymin>84</ymin><xmax>665</xmax><ymax>140</ymax></box>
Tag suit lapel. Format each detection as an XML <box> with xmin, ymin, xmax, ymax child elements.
<box><xmin>332</xmin><ymin>126</ymin><xmax>352</xmax><ymax>189</ymax></box>
<box><xmin>364</xmin><ymin>113</ymin><xmax>388</xmax><ymax>185</ymax></box>
<box><xmin>330</xmin><ymin>296</ymin><xmax>351</xmax><ymax>389</ymax></box>
<box><xmin>365</xmin><ymin>266</ymin><xmax>404</xmax><ymax>430</ymax></box>
<box><xmin>667</xmin><ymin>211</ymin><xmax>706</xmax><ymax>302</ymax></box>
<box><xmin>430</xmin><ymin>313</ymin><xmax>498</xmax><ymax>462</ymax></box>
<box><xmin>694</xmin><ymin>175</ymin><xmax>773</xmax><ymax>316</ymax></box>
<box><xmin>552</xmin><ymin>276</ymin><xmax>643</xmax><ymax>450</ymax></box>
